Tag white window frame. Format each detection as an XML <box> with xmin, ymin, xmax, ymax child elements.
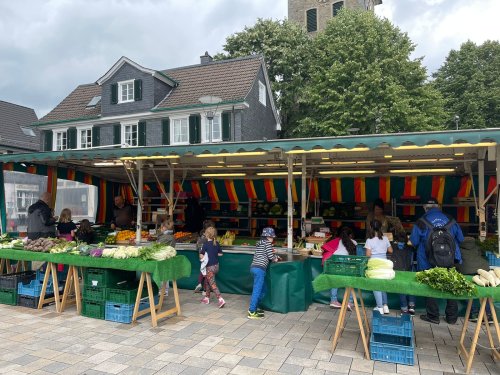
<box><xmin>121</xmin><ymin>121</ymin><xmax>139</xmax><ymax>147</ymax></box>
<box><xmin>259</xmin><ymin>81</ymin><xmax>267</xmax><ymax>106</ymax></box>
<box><xmin>170</xmin><ymin>116</ymin><xmax>189</xmax><ymax>145</ymax></box>
<box><xmin>77</xmin><ymin>127</ymin><xmax>93</xmax><ymax>149</ymax></box>
<box><xmin>118</xmin><ymin>79</ymin><xmax>134</xmax><ymax>104</ymax></box>
<box><xmin>202</xmin><ymin>113</ymin><xmax>222</xmax><ymax>143</ymax></box>
<box><xmin>53</xmin><ymin>128</ymin><xmax>68</xmax><ymax>151</ymax></box>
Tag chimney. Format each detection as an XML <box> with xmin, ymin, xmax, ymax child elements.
<box><xmin>200</xmin><ymin>51</ymin><xmax>213</xmax><ymax>64</ymax></box>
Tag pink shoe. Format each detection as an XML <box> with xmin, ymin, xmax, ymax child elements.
<box><xmin>330</xmin><ymin>301</ymin><xmax>342</xmax><ymax>309</ymax></box>
<box><xmin>201</xmin><ymin>297</ymin><xmax>209</xmax><ymax>304</ymax></box>
<box><xmin>347</xmin><ymin>303</ymin><xmax>352</xmax><ymax>312</ymax></box>
<box><xmin>218</xmin><ymin>297</ymin><xmax>226</xmax><ymax>308</ymax></box>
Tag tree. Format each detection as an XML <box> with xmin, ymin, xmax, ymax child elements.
<box><xmin>433</xmin><ymin>40</ymin><xmax>500</xmax><ymax>130</ymax></box>
<box><xmin>214</xmin><ymin>19</ymin><xmax>313</xmax><ymax>137</ymax></box>
<box><xmin>294</xmin><ymin>9</ymin><xmax>446</xmax><ymax>137</ymax></box>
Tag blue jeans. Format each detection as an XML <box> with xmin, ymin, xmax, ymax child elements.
<box><xmin>399</xmin><ymin>294</ymin><xmax>416</xmax><ymax>310</ymax></box>
<box><xmin>330</xmin><ymin>288</ymin><xmax>353</xmax><ymax>303</ymax></box>
<box><xmin>249</xmin><ymin>267</ymin><xmax>267</xmax><ymax>312</ymax></box>
<box><xmin>373</xmin><ymin>291</ymin><xmax>388</xmax><ymax>308</ymax></box>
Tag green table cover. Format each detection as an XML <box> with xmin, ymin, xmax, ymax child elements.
<box><xmin>0</xmin><ymin>248</ymin><xmax>191</xmax><ymax>287</ymax></box>
<box><xmin>313</xmin><ymin>271</ymin><xmax>500</xmax><ymax>301</ymax></box>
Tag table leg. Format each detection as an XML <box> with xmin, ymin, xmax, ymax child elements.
<box><xmin>157</xmin><ymin>282</ymin><xmax>166</xmax><ymax>313</ymax></box>
<box><xmin>37</xmin><ymin>263</ymin><xmax>52</xmax><ymax>309</ymax></box>
<box><xmin>132</xmin><ymin>272</ymin><xmax>146</xmax><ymax>323</ymax></box>
<box><xmin>461</xmin><ymin>298</ymin><xmax>487</xmax><ymax>373</ymax></box>
<box><xmin>50</xmin><ymin>263</ymin><xmax>61</xmax><ymax>312</ymax></box>
<box><xmin>486</xmin><ymin>298</ymin><xmax>500</xmax><ymax>361</ymax></box>
<box><xmin>351</xmin><ymin>288</ymin><xmax>370</xmax><ymax>359</ymax></box>
<box><xmin>73</xmin><ymin>266</ymin><xmax>82</xmax><ymax>314</ymax></box>
<box><xmin>146</xmin><ymin>273</ymin><xmax>159</xmax><ymax>328</ymax></box>
<box><xmin>331</xmin><ymin>287</ymin><xmax>350</xmax><ymax>352</ymax></box>
<box><xmin>0</xmin><ymin>259</ymin><xmax>4</xmax><ymax>274</ymax></box>
<box><xmin>358</xmin><ymin>288</ymin><xmax>370</xmax><ymax>335</ymax></box>
<box><xmin>172</xmin><ymin>280</ymin><xmax>181</xmax><ymax>316</ymax></box>
<box><xmin>60</xmin><ymin>265</ymin><xmax>74</xmax><ymax>312</ymax></box>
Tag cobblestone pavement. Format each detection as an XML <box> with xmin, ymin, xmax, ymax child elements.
<box><xmin>0</xmin><ymin>289</ymin><xmax>498</xmax><ymax>374</ymax></box>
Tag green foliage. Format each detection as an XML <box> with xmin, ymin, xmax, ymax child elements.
<box><xmin>294</xmin><ymin>9</ymin><xmax>446</xmax><ymax>137</ymax></box>
<box><xmin>416</xmin><ymin>267</ymin><xmax>477</xmax><ymax>296</ymax></box>
<box><xmin>433</xmin><ymin>40</ymin><xmax>500</xmax><ymax>129</ymax></box>
<box><xmin>214</xmin><ymin>18</ymin><xmax>313</xmax><ymax>137</ymax></box>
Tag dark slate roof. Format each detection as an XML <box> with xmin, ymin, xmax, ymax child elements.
<box><xmin>157</xmin><ymin>55</ymin><xmax>263</xmax><ymax>109</ymax></box>
<box><xmin>0</xmin><ymin>100</ymin><xmax>39</xmax><ymax>151</ymax></box>
<box><xmin>38</xmin><ymin>55</ymin><xmax>263</xmax><ymax>124</ymax></box>
<box><xmin>39</xmin><ymin>84</ymin><xmax>101</xmax><ymax>124</ymax></box>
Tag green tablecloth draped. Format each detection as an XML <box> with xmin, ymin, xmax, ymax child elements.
<box><xmin>313</xmin><ymin>271</ymin><xmax>500</xmax><ymax>301</ymax></box>
<box><xmin>0</xmin><ymin>248</ymin><xmax>191</xmax><ymax>287</ymax></box>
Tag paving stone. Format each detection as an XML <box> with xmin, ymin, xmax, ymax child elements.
<box><xmin>350</xmin><ymin>358</ymin><xmax>374</xmax><ymax>373</ymax></box>
<box><xmin>40</xmin><ymin>361</ymin><xmax>71</xmax><ymax>373</ymax></box>
<box><xmin>92</xmin><ymin>361</ymin><xmax>129</xmax><ymax>374</ymax></box>
<box><xmin>155</xmin><ymin>362</ymin><xmax>188</xmax><ymax>375</ymax></box>
<box><xmin>238</xmin><ymin>357</ymin><xmax>263</xmax><ymax>368</ymax></box>
<box><xmin>279</xmin><ymin>363</ymin><xmax>304</xmax><ymax>374</ymax></box>
<box><xmin>230</xmin><ymin>365</ymin><xmax>266</xmax><ymax>375</ymax></box>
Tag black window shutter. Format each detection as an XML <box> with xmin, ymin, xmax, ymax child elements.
<box><xmin>189</xmin><ymin>115</ymin><xmax>201</xmax><ymax>144</ymax></box>
<box><xmin>134</xmin><ymin>79</ymin><xmax>142</xmax><ymax>101</ymax></box>
<box><xmin>222</xmin><ymin>112</ymin><xmax>231</xmax><ymax>141</ymax></box>
<box><xmin>67</xmin><ymin>127</ymin><xmax>77</xmax><ymax>149</ymax></box>
<box><xmin>162</xmin><ymin>118</ymin><xmax>170</xmax><ymax>145</ymax></box>
<box><xmin>92</xmin><ymin>126</ymin><xmax>100</xmax><ymax>147</ymax></box>
<box><xmin>306</xmin><ymin>8</ymin><xmax>317</xmax><ymax>32</ymax></box>
<box><xmin>138</xmin><ymin>121</ymin><xmax>146</xmax><ymax>146</ymax></box>
<box><xmin>333</xmin><ymin>1</ymin><xmax>343</xmax><ymax>16</ymax></box>
<box><xmin>44</xmin><ymin>131</ymin><xmax>53</xmax><ymax>151</ymax></box>
<box><xmin>111</xmin><ymin>83</ymin><xmax>118</xmax><ymax>104</ymax></box>
<box><xmin>113</xmin><ymin>124</ymin><xmax>121</xmax><ymax>146</ymax></box>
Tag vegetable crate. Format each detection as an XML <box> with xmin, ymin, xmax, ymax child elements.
<box><xmin>83</xmin><ymin>285</ymin><xmax>107</xmax><ymax>302</ymax></box>
<box><xmin>0</xmin><ymin>271</ymin><xmax>36</xmax><ymax>289</ymax></box>
<box><xmin>84</xmin><ymin>268</ymin><xmax>135</xmax><ymax>287</ymax></box>
<box><xmin>370</xmin><ymin>332</ymin><xmax>414</xmax><ymax>365</ymax></box>
<box><xmin>105</xmin><ymin>296</ymin><xmax>158</xmax><ymax>324</ymax></box>
<box><xmin>18</xmin><ymin>280</ymin><xmax>55</xmax><ymax>297</ymax></box>
<box><xmin>324</xmin><ymin>255</ymin><xmax>368</xmax><ymax>277</ymax></box>
<box><xmin>372</xmin><ymin>310</ymin><xmax>413</xmax><ymax>338</ymax></box>
<box><xmin>81</xmin><ymin>299</ymin><xmax>106</xmax><ymax>320</ymax></box>
<box><xmin>17</xmin><ymin>294</ymin><xmax>54</xmax><ymax>309</ymax></box>
<box><xmin>485</xmin><ymin>252</ymin><xmax>500</xmax><ymax>267</ymax></box>
<box><xmin>0</xmin><ymin>288</ymin><xmax>17</xmax><ymax>305</ymax></box>
<box><xmin>106</xmin><ymin>282</ymin><xmax>158</xmax><ymax>305</ymax></box>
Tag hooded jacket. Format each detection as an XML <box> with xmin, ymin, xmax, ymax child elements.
<box><xmin>456</xmin><ymin>237</ymin><xmax>489</xmax><ymax>275</ymax></box>
<box><xmin>27</xmin><ymin>200</ymin><xmax>56</xmax><ymax>240</ymax></box>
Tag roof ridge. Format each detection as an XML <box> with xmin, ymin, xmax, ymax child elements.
<box><xmin>0</xmin><ymin>100</ymin><xmax>36</xmax><ymax>112</ymax></box>
<box><xmin>163</xmin><ymin>54</ymin><xmax>262</xmax><ymax>73</ymax></box>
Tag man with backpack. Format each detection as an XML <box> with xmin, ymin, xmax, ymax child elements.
<box><xmin>410</xmin><ymin>198</ymin><xmax>464</xmax><ymax>325</ymax></box>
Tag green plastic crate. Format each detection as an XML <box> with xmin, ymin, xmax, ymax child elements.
<box><xmin>81</xmin><ymin>299</ymin><xmax>106</xmax><ymax>319</ymax></box>
<box><xmin>83</xmin><ymin>285</ymin><xmax>107</xmax><ymax>302</ymax></box>
<box><xmin>324</xmin><ymin>255</ymin><xmax>368</xmax><ymax>277</ymax></box>
<box><xmin>106</xmin><ymin>282</ymin><xmax>158</xmax><ymax>305</ymax></box>
<box><xmin>84</xmin><ymin>268</ymin><xmax>135</xmax><ymax>287</ymax></box>
<box><xmin>0</xmin><ymin>288</ymin><xmax>17</xmax><ymax>305</ymax></box>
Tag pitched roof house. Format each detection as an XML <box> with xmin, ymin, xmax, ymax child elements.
<box><xmin>0</xmin><ymin>101</ymin><xmax>39</xmax><ymax>152</ymax></box>
<box><xmin>36</xmin><ymin>54</ymin><xmax>279</xmax><ymax>151</ymax></box>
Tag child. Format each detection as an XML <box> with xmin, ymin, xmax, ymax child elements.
<box><xmin>194</xmin><ymin>220</ymin><xmax>215</xmax><ymax>293</ymax></box>
<box><xmin>391</xmin><ymin>231</ymin><xmax>415</xmax><ymax>315</ymax></box>
<box><xmin>200</xmin><ymin>227</ymin><xmax>225</xmax><ymax>308</ymax></box>
<box><xmin>75</xmin><ymin>219</ymin><xmax>96</xmax><ymax>244</ymax></box>
<box><xmin>327</xmin><ymin>227</ymin><xmax>357</xmax><ymax>310</ymax></box>
<box><xmin>365</xmin><ymin>219</ymin><xmax>393</xmax><ymax>315</ymax></box>
<box><xmin>57</xmin><ymin>208</ymin><xmax>77</xmax><ymax>241</ymax></box>
<box><xmin>248</xmin><ymin>227</ymin><xmax>279</xmax><ymax>319</ymax></box>
<box><xmin>157</xmin><ymin>219</ymin><xmax>176</xmax><ymax>247</ymax></box>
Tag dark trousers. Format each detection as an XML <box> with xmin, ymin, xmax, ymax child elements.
<box><xmin>426</xmin><ymin>297</ymin><xmax>458</xmax><ymax>322</ymax></box>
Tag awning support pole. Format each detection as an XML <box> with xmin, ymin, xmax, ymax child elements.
<box><xmin>287</xmin><ymin>154</ymin><xmax>293</xmax><ymax>251</ymax></box>
<box><xmin>478</xmin><ymin>154</ymin><xmax>486</xmax><ymax>240</ymax></box>
<box><xmin>169</xmin><ymin>166</ymin><xmax>174</xmax><ymax>217</ymax></box>
<box><xmin>136</xmin><ymin>160</ymin><xmax>143</xmax><ymax>244</ymax></box>
<box><xmin>496</xmin><ymin>145</ymin><xmax>500</xmax><ymax>254</ymax></box>
<box><xmin>151</xmin><ymin>167</ymin><xmax>171</xmax><ymax>207</ymax></box>
<box><xmin>301</xmin><ymin>155</ymin><xmax>307</xmax><ymax>238</ymax></box>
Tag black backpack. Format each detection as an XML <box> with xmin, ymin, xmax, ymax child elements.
<box><xmin>418</xmin><ymin>216</ymin><xmax>456</xmax><ymax>268</ymax></box>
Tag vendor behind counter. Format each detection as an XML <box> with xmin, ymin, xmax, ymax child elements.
<box><xmin>110</xmin><ymin>195</ymin><xmax>135</xmax><ymax>230</ymax></box>
<box><xmin>365</xmin><ymin>198</ymin><xmax>404</xmax><ymax>239</ymax></box>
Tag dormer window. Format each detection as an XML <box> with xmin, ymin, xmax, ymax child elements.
<box><xmin>119</xmin><ymin>80</ymin><xmax>134</xmax><ymax>103</ymax></box>
<box><xmin>53</xmin><ymin>129</ymin><xmax>68</xmax><ymax>151</ymax></box>
<box><xmin>20</xmin><ymin>127</ymin><xmax>36</xmax><ymax>137</ymax></box>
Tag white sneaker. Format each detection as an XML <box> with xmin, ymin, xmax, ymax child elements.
<box><xmin>383</xmin><ymin>305</ymin><xmax>390</xmax><ymax>314</ymax></box>
<box><xmin>374</xmin><ymin>307</ymin><xmax>384</xmax><ymax>314</ymax></box>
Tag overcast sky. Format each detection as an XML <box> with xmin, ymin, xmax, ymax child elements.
<box><xmin>0</xmin><ymin>0</ymin><xmax>498</xmax><ymax>118</ymax></box>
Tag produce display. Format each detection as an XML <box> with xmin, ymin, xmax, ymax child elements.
<box><xmin>365</xmin><ymin>258</ymin><xmax>395</xmax><ymax>279</ymax></box>
<box><xmin>116</xmin><ymin>230</ymin><xmax>149</xmax><ymax>242</ymax></box>
<box><xmin>218</xmin><ymin>231</ymin><xmax>236</xmax><ymax>245</ymax></box>
<box><xmin>174</xmin><ymin>231</ymin><xmax>192</xmax><ymax>240</ymax></box>
<box><xmin>416</xmin><ymin>267</ymin><xmax>477</xmax><ymax>296</ymax></box>
<box><xmin>24</xmin><ymin>238</ymin><xmax>61</xmax><ymax>252</ymax></box>
<box><xmin>472</xmin><ymin>268</ymin><xmax>500</xmax><ymax>287</ymax></box>
<box><xmin>105</xmin><ymin>235</ymin><xmax>117</xmax><ymax>244</ymax></box>
<box><xmin>139</xmin><ymin>243</ymin><xmax>177</xmax><ymax>261</ymax></box>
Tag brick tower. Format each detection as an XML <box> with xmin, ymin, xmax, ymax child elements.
<box><xmin>288</xmin><ymin>0</ymin><xmax>382</xmax><ymax>34</ymax></box>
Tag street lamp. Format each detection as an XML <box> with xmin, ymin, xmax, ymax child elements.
<box><xmin>454</xmin><ymin>115</ymin><xmax>460</xmax><ymax>130</ymax></box>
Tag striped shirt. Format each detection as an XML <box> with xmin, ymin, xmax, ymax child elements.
<box><xmin>251</xmin><ymin>239</ymin><xmax>277</xmax><ymax>270</ymax></box>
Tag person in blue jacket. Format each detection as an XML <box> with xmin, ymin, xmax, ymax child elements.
<box><xmin>410</xmin><ymin>198</ymin><xmax>464</xmax><ymax>325</ymax></box>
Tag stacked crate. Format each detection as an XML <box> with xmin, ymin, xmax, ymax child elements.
<box><xmin>17</xmin><ymin>271</ymin><xmax>56</xmax><ymax>308</ymax></box>
<box><xmin>105</xmin><ymin>282</ymin><xmax>158</xmax><ymax>323</ymax></box>
<box><xmin>82</xmin><ymin>268</ymin><xmax>136</xmax><ymax>319</ymax></box>
<box><xmin>0</xmin><ymin>271</ymin><xmax>36</xmax><ymax>306</ymax></box>
<box><xmin>370</xmin><ymin>310</ymin><xmax>414</xmax><ymax>365</ymax></box>
<box><xmin>485</xmin><ymin>251</ymin><xmax>500</xmax><ymax>267</ymax></box>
